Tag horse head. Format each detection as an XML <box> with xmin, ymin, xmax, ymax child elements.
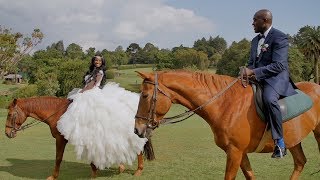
<box><xmin>134</xmin><ymin>71</ymin><xmax>173</xmax><ymax>138</ymax></box>
<box><xmin>5</xmin><ymin>99</ymin><xmax>27</xmax><ymax>138</ymax></box>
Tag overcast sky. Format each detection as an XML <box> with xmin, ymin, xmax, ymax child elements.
<box><xmin>1</xmin><ymin>0</ymin><xmax>319</xmax><ymax>52</ymax></box>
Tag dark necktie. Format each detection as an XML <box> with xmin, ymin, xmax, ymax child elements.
<box><xmin>258</xmin><ymin>34</ymin><xmax>265</xmax><ymax>40</ymax></box>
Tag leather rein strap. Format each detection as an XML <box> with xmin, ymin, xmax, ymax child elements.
<box><xmin>239</xmin><ymin>66</ymin><xmax>249</xmax><ymax>88</ymax></box>
<box><xmin>135</xmin><ymin>72</ymin><xmax>240</xmax><ymax>129</ymax></box>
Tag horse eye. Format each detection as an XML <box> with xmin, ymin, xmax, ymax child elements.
<box><xmin>142</xmin><ymin>93</ymin><xmax>149</xmax><ymax>98</ymax></box>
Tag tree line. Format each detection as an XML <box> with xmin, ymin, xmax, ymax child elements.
<box><xmin>0</xmin><ymin>25</ymin><xmax>319</xmax><ymax>99</ymax></box>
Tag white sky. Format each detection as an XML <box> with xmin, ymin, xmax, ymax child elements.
<box><xmin>1</xmin><ymin>0</ymin><xmax>319</xmax><ymax>51</ymax></box>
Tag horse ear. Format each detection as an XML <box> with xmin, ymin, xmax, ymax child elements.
<box><xmin>136</xmin><ymin>71</ymin><xmax>152</xmax><ymax>79</ymax></box>
<box><xmin>13</xmin><ymin>99</ymin><xmax>17</xmax><ymax>105</ymax></box>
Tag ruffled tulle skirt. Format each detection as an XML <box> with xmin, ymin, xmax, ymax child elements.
<box><xmin>57</xmin><ymin>82</ymin><xmax>147</xmax><ymax>169</ymax></box>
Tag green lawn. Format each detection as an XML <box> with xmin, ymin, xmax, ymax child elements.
<box><xmin>0</xmin><ymin>81</ymin><xmax>25</xmax><ymax>96</ymax></box>
<box><xmin>111</xmin><ymin>67</ymin><xmax>153</xmax><ymax>92</ymax></box>
<box><xmin>1</xmin><ymin>107</ymin><xmax>320</xmax><ymax>179</ymax></box>
<box><xmin>1</xmin><ymin>68</ymin><xmax>320</xmax><ymax>179</ymax></box>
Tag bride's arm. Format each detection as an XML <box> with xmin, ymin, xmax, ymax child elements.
<box><xmin>80</xmin><ymin>72</ymin><xmax>103</xmax><ymax>93</ymax></box>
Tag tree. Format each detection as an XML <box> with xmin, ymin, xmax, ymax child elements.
<box><xmin>115</xmin><ymin>45</ymin><xmax>124</xmax><ymax>52</ymax></box>
<box><xmin>193</xmin><ymin>36</ymin><xmax>227</xmax><ymax>66</ymax></box>
<box><xmin>209</xmin><ymin>53</ymin><xmax>222</xmax><ymax>67</ymax></box>
<box><xmin>57</xmin><ymin>60</ymin><xmax>88</xmax><ymax>96</ymax></box>
<box><xmin>34</xmin><ymin>66</ymin><xmax>60</xmax><ymax>96</ymax></box>
<box><xmin>288</xmin><ymin>47</ymin><xmax>312</xmax><ymax>82</ymax></box>
<box><xmin>173</xmin><ymin>48</ymin><xmax>209</xmax><ymax>70</ymax></box>
<box><xmin>85</xmin><ymin>47</ymin><xmax>96</xmax><ymax>60</ymax></box>
<box><xmin>126</xmin><ymin>43</ymin><xmax>141</xmax><ymax>65</ymax></box>
<box><xmin>111</xmin><ymin>48</ymin><xmax>129</xmax><ymax>67</ymax></box>
<box><xmin>208</xmin><ymin>35</ymin><xmax>227</xmax><ymax>54</ymax></box>
<box><xmin>138</xmin><ymin>43</ymin><xmax>159</xmax><ymax>64</ymax></box>
<box><xmin>0</xmin><ymin>26</ymin><xmax>43</xmax><ymax>77</ymax></box>
<box><xmin>65</xmin><ymin>43</ymin><xmax>84</xmax><ymax>60</ymax></box>
<box><xmin>294</xmin><ymin>26</ymin><xmax>320</xmax><ymax>83</ymax></box>
<box><xmin>45</xmin><ymin>40</ymin><xmax>65</xmax><ymax>59</ymax></box>
<box><xmin>154</xmin><ymin>49</ymin><xmax>174</xmax><ymax>70</ymax></box>
<box><xmin>216</xmin><ymin>39</ymin><xmax>250</xmax><ymax>77</ymax></box>
<box><xmin>47</xmin><ymin>40</ymin><xmax>64</xmax><ymax>53</ymax></box>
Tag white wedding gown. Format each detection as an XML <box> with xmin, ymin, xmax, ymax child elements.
<box><xmin>57</xmin><ymin>82</ymin><xmax>147</xmax><ymax>170</ymax></box>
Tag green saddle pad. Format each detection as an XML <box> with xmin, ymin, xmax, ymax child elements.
<box><xmin>253</xmin><ymin>86</ymin><xmax>313</xmax><ymax>122</ymax></box>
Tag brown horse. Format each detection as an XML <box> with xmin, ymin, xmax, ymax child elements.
<box><xmin>4</xmin><ymin>96</ymin><xmax>149</xmax><ymax>180</ymax></box>
<box><xmin>134</xmin><ymin>70</ymin><xmax>320</xmax><ymax>180</ymax></box>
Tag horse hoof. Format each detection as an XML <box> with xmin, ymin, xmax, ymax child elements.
<box><xmin>91</xmin><ymin>172</ymin><xmax>97</xmax><ymax>179</ymax></box>
<box><xmin>46</xmin><ymin>176</ymin><xmax>56</xmax><ymax>180</ymax></box>
<box><xmin>119</xmin><ymin>164</ymin><xmax>125</xmax><ymax>173</ymax></box>
<box><xmin>134</xmin><ymin>170</ymin><xmax>142</xmax><ymax>176</ymax></box>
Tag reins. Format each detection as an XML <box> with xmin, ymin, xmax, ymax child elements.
<box><xmin>160</xmin><ymin>77</ymin><xmax>239</xmax><ymax>125</ymax></box>
<box><xmin>163</xmin><ymin>67</ymin><xmax>251</xmax><ymax>124</ymax></box>
<box><xmin>136</xmin><ymin>72</ymin><xmax>241</xmax><ymax>128</ymax></box>
<box><xmin>239</xmin><ymin>66</ymin><xmax>249</xmax><ymax>88</ymax></box>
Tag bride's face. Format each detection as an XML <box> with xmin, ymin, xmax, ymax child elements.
<box><xmin>94</xmin><ymin>57</ymin><xmax>102</xmax><ymax>67</ymax></box>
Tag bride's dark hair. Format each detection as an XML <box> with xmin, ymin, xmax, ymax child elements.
<box><xmin>83</xmin><ymin>55</ymin><xmax>107</xmax><ymax>88</ymax></box>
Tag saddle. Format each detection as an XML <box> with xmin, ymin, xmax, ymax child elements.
<box><xmin>252</xmin><ymin>82</ymin><xmax>313</xmax><ymax>123</ymax></box>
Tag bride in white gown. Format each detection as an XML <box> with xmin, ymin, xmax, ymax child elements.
<box><xmin>57</xmin><ymin>55</ymin><xmax>147</xmax><ymax>170</ymax></box>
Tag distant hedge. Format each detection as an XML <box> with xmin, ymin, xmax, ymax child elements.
<box><xmin>117</xmin><ymin>64</ymin><xmax>153</xmax><ymax>70</ymax></box>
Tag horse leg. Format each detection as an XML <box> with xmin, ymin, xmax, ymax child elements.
<box><xmin>314</xmin><ymin>126</ymin><xmax>320</xmax><ymax>152</ymax></box>
<box><xmin>288</xmin><ymin>143</ymin><xmax>306</xmax><ymax>180</ymax></box>
<box><xmin>225</xmin><ymin>146</ymin><xmax>243</xmax><ymax>180</ymax></box>
<box><xmin>90</xmin><ymin>163</ymin><xmax>98</xmax><ymax>178</ymax></box>
<box><xmin>47</xmin><ymin>136</ymin><xmax>67</xmax><ymax>180</ymax></box>
<box><xmin>134</xmin><ymin>152</ymin><xmax>144</xmax><ymax>176</ymax></box>
<box><xmin>240</xmin><ymin>154</ymin><xmax>255</xmax><ymax>180</ymax></box>
<box><xmin>119</xmin><ymin>163</ymin><xmax>125</xmax><ymax>173</ymax></box>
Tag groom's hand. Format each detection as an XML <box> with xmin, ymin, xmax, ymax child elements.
<box><xmin>244</xmin><ymin>68</ymin><xmax>254</xmax><ymax>77</ymax></box>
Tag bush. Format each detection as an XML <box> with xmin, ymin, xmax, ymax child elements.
<box><xmin>2</xmin><ymin>80</ymin><xmax>14</xmax><ymax>85</ymax></box>
<box><xmin>117</xmin><ymin>64</ymin><xmax>153</xmax><ymax>70</ymax></box>
<box><xmin>0</xmin><ymin>95</ymin><xmax>12</xmax><ymax>108</ymax></box>
<box><xmin>106</xmin><ymin>70</ymin><xmax>115</xmax><ymax>79</ymax></box>
<box><xmin>13</xmin><ymin>84</ymin><xmax>38</xmax><ymax>98</ymax></box>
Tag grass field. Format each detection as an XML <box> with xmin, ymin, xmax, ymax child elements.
<box><xmin>110</xmin><ymin>67</ymin><xmax>153</xmax><ymax>92</ymax></box>
<box><xmin>1</xmin><ymin>68</ymin><xmax>320</xmax><ymax>179</ymax></box>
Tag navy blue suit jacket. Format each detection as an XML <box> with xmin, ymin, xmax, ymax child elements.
<box><xmin>248</xmin><ymin>27</ymin><xmax>296</xmax><ymax>97</ymax></box>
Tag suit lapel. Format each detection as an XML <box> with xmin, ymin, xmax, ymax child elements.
<box><xmin>252</xmin><ymin>36</ymin><xmax>259</xmax><ymax>59</ymax></box>
<box><xmin>256</xmin><ymin>28</ymin><xmax>274</xmax><ymax>63</ymax></box>
<box><xmin>264</xmin><ymin>27</ymin><xmax>273</xmax><ymax>45</ymax></box>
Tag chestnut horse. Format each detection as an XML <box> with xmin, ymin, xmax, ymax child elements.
<box><xmin>134</xmin><ymin>70</ymin><xmax>320</xmax><ymax>180</ymax></box>
<box><xmin>4</xmin><ymin>96</ymin><xmax>149</xmax><ymax>180</ymax></box>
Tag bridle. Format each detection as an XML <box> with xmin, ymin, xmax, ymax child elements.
<box><xmin>135</xmin><ymin>73</ymin><xmax>172</xmax><ymax>129</ymax></box>
<box><xmin>135</xmin><ymin>72</ymin><xmax>240</xmax><ymax>130</ymax></box>
<box><xmin>5</xmin><ymin>106</ymin><xmax>23</xmax><ymax>137</ymax></box>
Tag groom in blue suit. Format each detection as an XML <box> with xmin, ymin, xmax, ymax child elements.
<box><xmin>244</xmin><ymin>9</ymin><xmax>297</xmax><ymax>158</ymax></box>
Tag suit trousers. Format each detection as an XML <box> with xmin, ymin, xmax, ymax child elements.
<box><xmin>262</xmin><ymin>83</ymin><xmax>283</xmax><ymax>140</ymax></box>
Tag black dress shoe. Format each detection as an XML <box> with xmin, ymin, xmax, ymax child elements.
<box><xmin>271</xmin><ymin>145</ymin><xmax>287</xmax><ymax>158</ymax></box>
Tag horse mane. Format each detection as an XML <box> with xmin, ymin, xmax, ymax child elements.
<box><xmin>17</xmin><ymin>96</ymin><xmax>68</xmax><ymax>112</ymax></box>
<box><xmin>158</xmin><ymin>70</ymin><xmax>239</xmax><ymax>96</ymax></box>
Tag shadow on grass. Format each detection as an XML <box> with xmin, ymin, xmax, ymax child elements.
<box><xmin>0</xmin><ymin>158</ymin><xmax>136</xmax><ymax>179</ymax></box>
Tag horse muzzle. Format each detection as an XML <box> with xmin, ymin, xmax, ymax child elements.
<box><xmin>5</xmin><ymin>131</ymin><xmax>16</xmax><ymax>138</ymax></box>
<box><xmin>5</xmin><ymin>127</ymin><xmax>17</xmax><ymax>138</ymax></box>
<box><xmin>134</xmin><ymin>127</ymin><xmax>147</xmax><ymax>138</ymax></box>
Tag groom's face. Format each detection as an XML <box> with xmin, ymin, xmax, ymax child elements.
<box><xmin>252</xmin><ymin>14</ymin><xmax>266</xmax><ymax>34</ymax></box>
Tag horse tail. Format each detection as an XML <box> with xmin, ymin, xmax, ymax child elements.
<box><xmin>143</xmin><ymin>138</ymin><xmax>155</xmax><ymax>160</ymax></box>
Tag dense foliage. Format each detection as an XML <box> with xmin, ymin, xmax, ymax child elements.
<box><xmin>216</xmin><ymin>39</ymin><xmax>250</xmax><ymax>77</ymax></box>
<box><xmin>1</xmin><ymin>25</ymin><xmax>319</xmax><ymax>98</ymax></box>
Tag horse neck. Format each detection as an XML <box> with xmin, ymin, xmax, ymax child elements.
<box><xmin>160</xmin><ymin>71</ymin><xmax>237</xmax><ymax>117</ymax></box>
<box><xmin>19</xmin><ymin>97</ymin><xmax>68</xmax><ymax>122</ymax></box>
